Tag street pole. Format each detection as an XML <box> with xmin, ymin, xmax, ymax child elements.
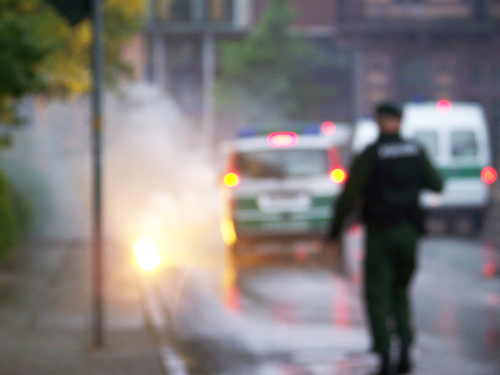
<box><xmin>202</xmin><ymin>32</ymin><xmax>216</xmax><ymax>154</ymax></box>
<box><xmin>91</xmin><ymin>0</ymin><xmax>104</xmax><ymax>349</ymax></box>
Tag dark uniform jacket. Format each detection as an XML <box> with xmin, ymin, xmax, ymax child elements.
<box><xmin>329</xmin><ymin>133</ymin><xmax>443</xmax><ymax>239</ymax></box>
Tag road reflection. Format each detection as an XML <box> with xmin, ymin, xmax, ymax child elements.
<box><xmin>148</xmin><ymin>234</ymin><xmax>500</xmax><ymax>375</ymax></box>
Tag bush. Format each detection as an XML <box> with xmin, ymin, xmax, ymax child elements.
<box><xmin>0</xmin><ymin>169</ymin><xmax>27</xmax><ymax>267</ymax></box>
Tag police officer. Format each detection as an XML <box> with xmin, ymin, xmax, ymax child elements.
<box><xmin>326</xmin><ymin>103</ymin><xmax>443</xmax><ymax>375</ymax></box>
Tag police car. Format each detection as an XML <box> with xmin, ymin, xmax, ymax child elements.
<box><xmin>220</xmin><ymin>122</ymin><xmax>352</xmax><ymax>265</ymax></box>
<box><xmin>351</xmin><ymin>101</ymin><xmax>497</xmax><ymax>233</ymax></box>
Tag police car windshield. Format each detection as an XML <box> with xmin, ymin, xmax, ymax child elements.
<box><xmin>237</xmin><ymin>149</ymin><xmax>329</xmax><ymax>179</ymax></box>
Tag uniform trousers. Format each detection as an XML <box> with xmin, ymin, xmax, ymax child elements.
<box><xmin>364</xmin><ymin>222</ymin><xmax>419</xmax><ymax>356</ymax></box>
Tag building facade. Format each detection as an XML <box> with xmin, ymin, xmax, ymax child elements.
<box><xmin>337</xmin><ymin>0</ymin><xmax>500</xmax><ymax>158</ymax></box>
<box><xmin>146</xmin><ymin>0</ymin><xmax>350</xmax><ymax>122</ymax></box>
<box><xmin>146</xmin><ymin>0</ymin><xmax>250</xmax><ymax>114</ymax></box>
<box><xmin>145</xmin><ymin>0</ymin><xmax>500</xmax><ymax>156</ymax></box>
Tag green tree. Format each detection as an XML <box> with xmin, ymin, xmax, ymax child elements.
<box><xmin>0</xmin><ymin>0</ymin><xmax>48</xmax><ymax>123</ymax></box>
<box><xmin>217</xmin><ymin>0</ymin><xmax>333</xmax><ymax>128</ymax></box>
<box><xmin>0</xmin><ymin>0</ymin><xmax>145</xmax><ymax>264</ymax></box>
<box><xmin>0</xmin><ymin>0</ymin><xmax>145</xmax><ymax>122</ymax></box>
<box><xmin>0</xmin><ymin>169</ymin><xmax>20</xmax><ymax>266</ymax></box>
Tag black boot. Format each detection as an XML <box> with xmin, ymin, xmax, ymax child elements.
<box><xmin>397</xmin><ymin>342</ymin><xmax>412</xmax><ymax>374</ymax></box>
<box><xmin>372</xmin><ymin>354</ymin><xmax>390</xmax><ymax>375</ymax></box>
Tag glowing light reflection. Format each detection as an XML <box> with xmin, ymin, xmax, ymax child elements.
<box><xmin>134</xmin><ymin>238</ymin><xmax>162</xmax><ymax>272</ymax></box>
<box><xmin>221</xmin><ymin>216</ymin><xmax>237</xmax><ymax>246</ymax></box>
<box><xmin>481</xmin><ymin>167</ymin><xmax>497</xmax><ymax>185</ymax></box>
<box><xmin>437</xmin><ymin>99</ymin><xmax>452</xmax><ymax>114</ymax></box>
<box><xmin>223</xmin><ymin>172</ymin><xmax>240</xmax><ymax>188</ymax></box>
<box><xmin>321</xmin><ymin>121</ymin><xmax>336</xmax><ymax>136</ymax></box>
<box><xmin>330</xmin><ymin>168</ymin><xmax>347</xmax><ymax>184</ymax></box>
<box><xmin>267</xmin><ymin>132</ymin><xmax>299</xmax><ymax>148</ymax></box>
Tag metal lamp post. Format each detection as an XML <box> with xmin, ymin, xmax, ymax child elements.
<box><xmin>91</xmin><ymin>0</ymin><xmax>104</xmax><ymax>349</ymax></box>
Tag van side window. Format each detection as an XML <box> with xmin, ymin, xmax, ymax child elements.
<box><xmin>413</xmin><ymin>131</ymin><xmax>438</xmax><ymax>159</ymax></box>
<box><xmin>451</xmin><ymin>131</ymin><xmax>477</xmax><ymax>158</ymax></box>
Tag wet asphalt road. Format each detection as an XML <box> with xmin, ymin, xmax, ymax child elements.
<box><xmin>152</xmin><ymin>234</ymin><xmax>500</xmax><ymax>375</ymax></box>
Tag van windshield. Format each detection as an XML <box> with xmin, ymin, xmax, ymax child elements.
<box><xmin>451</xmin><ymin>131</ymin><xmax>477</xmax><ymax>158</ymax></box>
<box><xmin>413</xmin><ymin>131</ymin><xmax>438</xmax><ymax>159</ymax></box>
<box><xmin>237</xmin><ymin>149</ymin><xmax>330</xmax><ymax>179</ymax></box>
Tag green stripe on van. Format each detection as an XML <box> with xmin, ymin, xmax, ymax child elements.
<box><xmin>438</xmin><ymin>167</ymin><xmax>482</xmax><ymax>179</ymax></box>
<box><xmin>235</xmin><ymin>195</ymin><xmax>336</xmax><ymax>210</ymax></box>
<box><xmin>237</xmin><ymin>218</ymin><xmax>329</xmax><ymax>232</ymax></box>
<box><xmin>311</xmin><ymin>196</ymin><xmax>335</xmax><ymax>207</ymax></box>
<box><xmin>235</xmin><ymin>198</ymin><xmax>258</xmax><ymax>210</ymax></box>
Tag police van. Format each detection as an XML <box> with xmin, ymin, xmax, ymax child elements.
<box><xmin>351</xmin><ymin>101</ymin><xmax>497</xmax><ymax>233</ymax></box>
<box><xmin>220</xmin><ymin>122</ymin><xmax>352</xmax><ymax>264</ymax></box>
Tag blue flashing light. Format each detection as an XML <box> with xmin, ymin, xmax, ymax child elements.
<box><xmin>237</xmin><ymin>127</ymin><xmax>257</xmax><ymax>138</ymax></box>
<box><xmin>412</xmin><ymin>93</ymin><xmax>425</xmax><ymax>103</ymax></box>
<box><xmin>303</xmin><ymin>124</ymin><xmax>320</xmax><ymax>135</ymax></box>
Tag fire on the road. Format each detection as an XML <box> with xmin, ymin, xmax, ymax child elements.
<box><xmin>134</xmin><ymin>238</ymin><xmax>162</xmax><ymax>272</ymax></box>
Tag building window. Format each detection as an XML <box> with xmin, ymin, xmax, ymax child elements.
<box><xmin>434</xmin><ymin>55</ymin><xmax>456</xmax><ymax>92</ymax></box>
<box><xmin>209</xmin><ymin>0</ymin><xmax>232</xmax><ymax>22</ymax></box>
<box><xmin>155</xmin><ymin>0</ymin><xmax>232</xmax><ymax>23</ymax></box>
<box><xmin>155</xmin><ymin>0</ymin><xmax>190</xmax><ymax>22</ymax></box>
<box><xmin>400</xmin><ymin>56</ymin><xmax>430</xmax><ymax>100</ymax></box>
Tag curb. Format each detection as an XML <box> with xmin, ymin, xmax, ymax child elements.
<box><xmin>138</xmin><ymin>275</ymin><xmax>189</xmax><ymax>375</ymax></box>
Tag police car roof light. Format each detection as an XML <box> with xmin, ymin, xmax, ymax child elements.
<box><xmin>267</xmin><ymin>132</ymin><xmax>299</xmax><ymax>148</ymax></box>
<box><xmin>321</xmin><ymin>121</ymin><xmax>336</xmax><ymax>136</ymax></box>
<box><xmin>437</xmin><ymin>100</ymin><xmax>452</xmax><ymax>114</ymax></box>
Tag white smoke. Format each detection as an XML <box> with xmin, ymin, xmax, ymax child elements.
<box><xmin>1</xmin><ymin>83</ymin><xmax>221</xmax><ymax>250</ymax></box>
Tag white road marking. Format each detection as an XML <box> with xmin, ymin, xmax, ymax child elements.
<box><xmin>160</xmin><ymin>346</ymin><xmax>189</xmax><ymax>375</ymax></box>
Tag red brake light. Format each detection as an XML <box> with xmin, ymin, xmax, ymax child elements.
<box><xmin>267</xmin><ymin>132</ymin><xmax>299</xmax><ymax>148</ymax></box>
<box><xmin>437</xmin><ymin>100</ymin><xmax>452</xmax><ymax>114</ymax></box>
<box><xmin>330</xmin><ymin>168</ymin><xmax>347</xmax><ymax>184</ymax></box>
<box><xmin>224</xmin><ymin>172</ymin><xmax>240</xmax><ymax>188</ymax></box>
<box><xmin>481</xmin><ymin>167</ymin><xmax>497</xmax><ymax>185</ymax></box>
<box><xmin>321</xmin><ymin>121</ymin><xmax>336</xmax><ymax>136</ymax></box>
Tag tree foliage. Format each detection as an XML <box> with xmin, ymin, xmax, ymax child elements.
<box><xmin>0</xmin><ymin>0</ymin><xmax>145</xmax><ymax>123</ymax></box>
<box><xmin>217</xmin><ymin>0</ymin><xmax>333</xmax><ymax>127</ymax></box>
<box><xmin>0</xmin><ymin>0</ymin><xmax>48</xmax><ymax>123</ymax></box>
<box><xmin>0</xmin><ymin>168</ymin><xmax>20</xmax><ymax>266</ymax></box>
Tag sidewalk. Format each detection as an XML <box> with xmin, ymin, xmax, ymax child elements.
<box><xmin>0</xmin><ymin>240</ymin><xmax>164</xmax><ymax>375</ymax></box>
